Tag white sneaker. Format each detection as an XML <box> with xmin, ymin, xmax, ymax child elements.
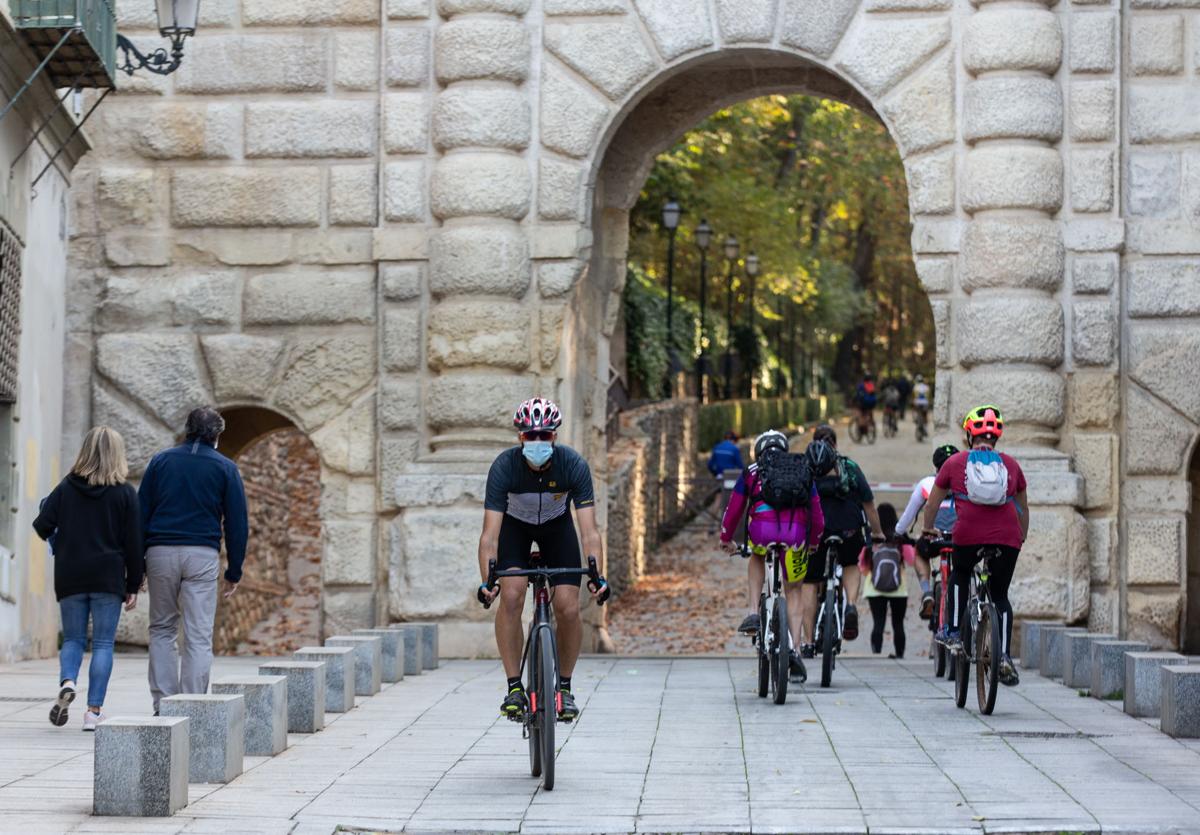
<box><xmin>49</xmin><ymin>682</ymin><xmax>76</xmax><ymax>727</ymax></box>
<box><xmin>82</xmin><ymin>710</ymin><xmax>104</xmax><ymax>731</ymax></box>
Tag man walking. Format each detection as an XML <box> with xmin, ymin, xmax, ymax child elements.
<box><xmin>140</xmin><ymin>407</ymin><xmax>248</xmax><ymax>712</ymax></box>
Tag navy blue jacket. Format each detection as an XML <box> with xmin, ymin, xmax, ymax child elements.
<box><xmin>707</xmin><ymin>440</ymin><xmax>745</xmax><ymax>476</ymax></box>
<box><xmin>138</xmin><ymin>440</ymin><xmax>249</xmax><ymax>583</ymax></box>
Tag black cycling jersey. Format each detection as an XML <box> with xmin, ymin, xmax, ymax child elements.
<box><xmin>484</xmin><ymin>445</ymin><xmax>595</xmax><ymax>526</ymax></box>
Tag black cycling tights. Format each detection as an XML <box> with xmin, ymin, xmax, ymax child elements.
<box><xmin>868</xmin><ymin>597</ymin><xmax>907</xmax><ymax>658</ymax></box>
<box><xmin>950</xmin><ymin>545</ymin><xmax>1020</xmax><ymax>656</ymax></box>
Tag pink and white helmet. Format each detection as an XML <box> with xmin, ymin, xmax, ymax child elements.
<box><xmin>514</xmin><ymin>397</ymin><xmax>562</xmax><ymax>432</ymax></box>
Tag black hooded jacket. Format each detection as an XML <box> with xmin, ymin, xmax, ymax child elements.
<box><xmin>33</xmin><ymin>475</ymin><xmax>144</xmax><ymax>601</ymax></box>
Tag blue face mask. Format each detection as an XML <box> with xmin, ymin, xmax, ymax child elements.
<box><xmin>522</xmin><ymin>441</ymin><xmax>553</xmax><ymax>468</ymax></box>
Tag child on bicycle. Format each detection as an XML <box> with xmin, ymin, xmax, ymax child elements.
<box><xmin>858</xmin><ymin>503</ymin><xmax>915</xmax><ymax>658</ymax></box>
<box><xmin>921</xmin><ymin>405</ymin><xmax>1028</xmax><ymax>687</ymax></box>
<box><xmin>720</xmin><ymin>430</ymin><xmax>824</xmax><ymax>682</ymax></box>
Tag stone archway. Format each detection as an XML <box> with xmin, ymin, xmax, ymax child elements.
<box><xmin>215</xmin><ymin>407</ymin><xmax>323</xmax><ymax>654</ymax></box>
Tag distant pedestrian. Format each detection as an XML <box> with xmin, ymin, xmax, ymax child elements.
<box><xmin>858</xmin><ymin>503</ymin><xmax>914</xmax><ymax>658</ymax></box>
<box><xmin>33</xmin><ymin>426</ymin><xmax>144</xmax><ymax>730</ymax></box>
<box><xmin>141</xmin><ymin>407</ymin><xmax>248</xmax><ymax>713</ymax></box>
<box><xmin>895</xmin><ymin>375</ymin><xmax>912</xmax><ymax>420</ymax></box>
<box><xmin>707</xmin><ymin>430</ymin><xmax>744</xmax><ymax>477</ymax></box>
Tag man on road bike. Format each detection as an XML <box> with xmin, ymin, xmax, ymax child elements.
<box><xmin>912</xmin><ymin>374</ymin><xmax>930</xmax><ymax>428</ymax></box>
<box><xmin>477</xmin><ymin>397</ymin><xmax>605</xmax><ymax>722</ymax></box>
<box><xmin>895</xmin><ymin>443</ymin><xmax>959</xmax><ymax>619</ymax></box>
<box><xmin>720</xmin><ymin>430</ymin><xmax>824</xmax><ymax>681</ymax></box>
<box><xmin>921</xmin><ymin>405</ymin><xmax>1028</xmax><ymax>687</ymax></box>
<box><xmin>799</xmin><ymin>426</ymin><xmax>885</xmax><ymax>657</ymax></box>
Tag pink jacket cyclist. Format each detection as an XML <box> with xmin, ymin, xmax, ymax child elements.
<box><xmin>720</xmin><ymin>464</ymin><xmax>825</xmax><ymax>552</ymax></box>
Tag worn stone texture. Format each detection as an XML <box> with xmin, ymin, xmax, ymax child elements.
<box><xmin>1127</xmin><ymin>593</ymin><xmax>1182</xmax><ymax>649</ymax></box>
<box><xmin>1130</xmin><ymin>16</ymin><xmax>1184</xmax><ymax>75</ymax></box>
<box><xmin>632</xmin><ymin>0</ymin><xmax>713</xmax><ymax>59</ymax></box>
<box><xmin>1125</xmin><ymin>386</ymin><xmax>1196</xmax><ymax>476</ymax></box>
<box><xmin>96</xmin><ymin>334</ymin><xmax>209</xmax><ymax>428</ymax></box>
<box><xmin>545</xmin><ymin>21</ymin><xmax>657</xmax><ymax>100</ymax></box>
<box><xmin>390</xmin><ymin>508</ymin><xmax>481</xmax><ymax>618</ymax></box>
<box><xmin>427</xmin><ymin>301</ymin><xmax>531</xmax><ymax>371</ymax></box>
<box><xmin>244</xmin><ymin>272</ymin><xmax>375</xmax><ymax>326</ymax></box>
<box><xmin>387</xmin><ymin>28</ymin><xmax>431</xmax><ymax>88</ymax></box>
<box><xmin>172</xmin><ymin>168</ymin><xmax>322</xmax><ymax>228</ymax></box>
<box><xmin>904</xmin><ymin>150</ymin><xmax>954</xmax><ymax>215</ymax></box>
<box><xmin>963</xmin><ymin>146</ymin><xmax>1063</xmax><ymax>213</ymax></box>
<box><xmin>779</xmin><ymin>0</ymin><xmax>859</xmax><ymax>58</ymax></box>
<box><xmin>385</xmin><ymin>161</ymin><xmax>428</xmax><ymax>223</ymax></box>
<box><xmin>275</xmin><ymin>335</ymin><xmax>376</xmax><ymax>430</ymax></box>
<box><xmin>433</xmin><ymin>87</ymin><xmax>530</xmax><ymax>151</ymax></box>
<box><xmin>330</xmin><ymin>166</ymin><xmax>379</xmax><ymax>227</ymax></box>
<box><xmin>957</xmin><ymin>297</ymin><xmax>1062</xmax><ymax>367</ymax></box>
<box><xmin>964</xmin><ymin>77</ymin><xmax>1062</xmax><ymax>143</ymax></box>
<box><xmin>429</xmin><ymin>225</ymin><xmax>530</xmax><ymax>297</ymax></box>
<box><xmin>953</xmin><ymin>367</ymin><xmax>1065</xmax><ymax>429</ymax></box>
<box><xmin>540</xmin><ymin>66</ymin><xmax>611</xmax><ymax>160</ymax></box>
<box><xmin>335</xmin><ymin>30</ymin><xmax>380</xmax><ymax>91</ymax></box>
<box><xmin>437</xmin><ymin>18</ymin><xmax>530</xmax><ymax>84</ymax></box>
<box><xmin>311</xmin><ymin>397</ymin><xmax>376</xmax><ymax>476</ymax></box>
<box><xmin>1072</xmin><ymin>255</ymin><xmax>1117</xmax><ymax>295</ymax></box>
<box><xmin>383</xmin><ymin>308</ymin><xmax>421</xmax><ymax>372</ymax></box>
<box><xmin>963</xmin><ymin>9</ymin><xmax>1062</xmax><ymax>74</ymax></box>
<box><xmin>385</xmin><ymin>93</ymin><xmax>431</xmax><ymax>154</ymax></box>
<box><xmin>176</xmin><ymin>35</ymin><xmax>329</xmax><ymax>94</ymax></box>
<box><xmin>380</xmin><ymin>379</ymin><xmax>420</xmax><ymax>430</ymax></box>
<box><xmin>1129</xmin><ymin>84</ymin><xmax>1200</xmax><ymax>143</ymax></box>
<box><xmin>1071</xmin><ymin>149</ymin><xmax>1114</xmax><ymax>213</ymax></box>
<box><xmin>381</xmin><ymin>264</ymin><xmax>424</xmax><ymax>301</ymax></box>
<box><xmin>426</xmin><ymin>373</ymin><xmax>535</xmax><ymax>431</ymax></box>
<box><xmin>1073</xmin><ymin>433</ymin><xmax>1116</xmax><ymax>509</ymax></box>
<box><xmin>431</xmin><ymin>153</ymin><xmax>530</xmax><ymax>220</ymax></box>
<box><xmin>201</xmin><ymin>335</ymin><xmax>286</xmax><ymax>403</ymax></box>
<box><xmin>1072</xmin><ymin>299</ymin><xmax>1116</xmax><ymax>366</ymax></box>
<box><xmin>1128</xmin><ymin>325</ymin><xmax>1200</xmax><ymax>417</ymax></box>
<box><xmin>539</xmin><ymin>159</ymin><xmax>585</xmax><ymax>221</ymax></box>
<box><xmin>1128</xmin><ymin>152</ymin><xmax>1180</xmax><ymax>218</ymax></box>
<box><xmin>836</xmin><ymin>19</ymin><xmax>950</xmax><ymax>96</ymax></box>
<box><xmin>880</xmin><ymin>53</ymin><xmax>955</xmax><ymax>155</ymax></box>
<box><xmin>246</xmin><ymin>101</ymin><xmax>377</xmax><ymax>159</ymax></box>
<box><xmin>1128</xmin><ymin>260</ymin><xmax>1200</xmax><ymax>317</ymax></box>
<box><xmin>717</xmin><ymin>0</ymin><xmax>776</xmax><ymax>42</ymax></box>
<box><xmin>1069</xmin><ymin>12</ymin><xmax>1116</xmax><ymax>73</ymax></box>
<box><xmin>92</xmin><ymin>384</ymin><xmax>175</xmax><ymax>475</ymax></box>
<box><xmin>962</xmin><ymin>218</ymin><xmax>1064</xmax><ymax>291</ymax></box>
<box><xmin>243</xmin><ymin>0</ymin><xmax>378</xmax><ymax>24</ymax></box>
<box><xmin>1127</xmin><ymin>517</ymin><xmax>1182</xmax><ymax>585</ymax></box>
<box><xmin>1070</xmin><ymin>81</ymin><xmax>1116</xmax><ymax>142</ymax></box>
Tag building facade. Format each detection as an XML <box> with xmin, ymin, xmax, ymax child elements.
<box><xmin>48</xmin><ymin>0</ymin><xmax>1200</xmax><ymax>657</ymax></box>
<box><xmin>0</xmin><ymin>10</ymin><xmax>91</xmax><ymax>661</ymax></box>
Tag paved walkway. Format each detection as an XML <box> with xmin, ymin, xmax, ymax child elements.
<box><xmin>3</xmin><ymin>653</ymin><xmax>1200</xmax><ymax>833</ymax></box>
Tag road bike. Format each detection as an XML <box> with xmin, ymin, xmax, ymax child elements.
<box><xmin>950</xmin><ymin>548</ymin><xmax>1002</xmax><ymax>714</ymax></box>
<box><xmin>813</xmin><ymin>534</ymin><xmax>846</xmax><ymax>688</ymax></box>
<box><xmin>925</xmin><ymin>531</ymin><xmax>954</xmax><ymax>679</ymax></box>
<box><xmin>738</xmin><ymin>542</ymin><xmax>794</xmax><ymax>704</ymax></box>
<box><xmin>479</xmin><ymin>553</ymin><xmax>610</xmax><ymax>790</ymax></box>
<box><xmin>882</xmin><ymin>407</ymin><xmax>899</xmax><ymax>438</ymax></box>
<box><xmin>848</xmin><ymin>410</ymin><xmax>877</xmax><ymax>445</ymax></box>
<box><xmin>914</xmin><ymin>405</ymin><xmax>929</xmax><ymax>443</ymax></box>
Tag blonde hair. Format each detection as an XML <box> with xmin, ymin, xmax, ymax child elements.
<box><xmin>71</xmin><ymin>426</ymin><xmax>129</xmax><ymax>487</ymax></box>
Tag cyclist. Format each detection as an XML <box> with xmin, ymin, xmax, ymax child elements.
<box><xmin>477</xmin><ymin>397</ymin><xmax>605</xmax><ymax>722</ymax></box>
<box><xmin>912</xmin><ymin>374</ymin><xmax>931</xmax><ymax>428</ymax></box>
<box><xmin>720</xmin><ymin>430</ymin><xmax>824</xmax><ymax>681</ymax></box>
<box><xmin>799</xmin><ymin>426</ymin><xmax>885</xmax><ymax>656</ymax></box>
<box><xmin>882</xmin><ymin>384</ymin><xmax>901</xmax><ymax>434</ymax></box>
<box><xmin>921</xmin><ymin>405</ymin><xmax>1028</xmax><ymax>687</ymax></box>
<box><xmin>895</xmin><ymin>443</ymin><xmax>959</xmax><ymax>619</ymax></box>
<box><xmin>854</xmin><ymin>373</ymin><xmax>878</xmax><ymax>434</ymax></box>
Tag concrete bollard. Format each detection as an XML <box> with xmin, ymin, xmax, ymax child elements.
<box><xmin>295</xmin><ymin>646</ymin><xmax>356</xmax><ymax>712</ymax></box>
<box><xmin>1123</xmin><ymin>652</ymin><xmax>1186</xmax><ymax>718</ymax></box>
<box><xmin>159</xmin><ymin>694</ymin><xmax>245</xmax><ymax>783</ymax></box>
<box><xmin>259</xmin><ymin>661</ymin><xmax>325</xmax><ymax>733</ymax></box>
<box><xmin>1039</xmin><ymin>627</ymin><xmax>1087</xmax><ymax>679</ymax></box>
<box><xmin>1019</xmin><ymin>620</ymin><xmax>1062</xmax><ymax>669</ymax></box>
<box><xmin>1090</xmin><ymin>640</ymin><xmax>1150</xmax><ymax>700</ymax></box>
<box><xmin>326</xmin><ymin>635</ymin><xmax>383</xmax><ymax>696</ymax></box>
<box><xmin>1062</xmin><ymin>633</ymin><xmax>1115</xmax><ymax>689</ymax></box>
<box><xmin>391</xmin><ymin>625</ymin><xmax>424</xmax><ymax>676</ymax></box>
<box><xmin>1161</xmin><ymin>666</ymin><xmax>1200</xmax><ymax>738</ymax></box>
<box><xmin>93</xmin><ymin>717</ymin><xmax>189</xmax><ymax>817</ymax></box>
<box><xmin>353</xmin><ymin>629</ymin><xmax>405</xmax><ymax>683</ymax></box>
<box><xmin>405</xmin><ymin>622</ymin><xmax>439</xmax><ymax>669</ymax></box>
<box><xmin>212</xmin><ymin>675</ymin><xmax>288</xmax><ymax>756</ymax></box>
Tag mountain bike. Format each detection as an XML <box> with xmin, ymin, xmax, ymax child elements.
<box><xmin>813</xmin><ymin>535</ymin><xmax>846</xmax><ymax>688</ymax></box>
<box><xmin>848</xmin><ymin>410</ymin><xmax>877</xmax><ymax>445</ymax></box>
<box><xmin>951</xmin><ymin>548</ymin><xmax>1001</xmax><ymax>714</ymax></box>
<box><xmin>738</xmin><ymin>542</ymin><xmax>793</xmax><ymax>704</ymax></box>
<box><xmin>914</xmin><ymin>405</ymin><xmax>929</xmax><ymax>443</ymax></box>
<box><xmin>479</xmin><ymin>553</ymin><xmax>610</xmax><ymax>790</ymax></box>
<box><xmin>925</xmin><ymin>531</ymin><xmax>954</xmax><ymax>679</ymax></box>
<box><xmin>882</xmin><ymin>407</ymin><xmax>898</xmax><ymax>438</ymax></box>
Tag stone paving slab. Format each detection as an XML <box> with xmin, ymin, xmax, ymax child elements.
<box><xmin>2</xmin><ymin>654</ymin><xmax>1200</xmax><ymax>833</ymax></box>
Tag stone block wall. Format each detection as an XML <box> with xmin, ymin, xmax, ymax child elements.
<box><xmin>66</xmin><ymin>0</ymin><xmax>1200</xmax><ymax>654</ymax></box>
<box><xmin>606</xmin><ymin>399</ymin><xmax>702</xmax><ymax>593</ymax></box>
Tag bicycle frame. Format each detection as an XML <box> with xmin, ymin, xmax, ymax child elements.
<box><xmin>814</xmin><ymin>543</ymin><xmax>845</xmax><ymax>645</ymax></box>
<box><xmin>523</xmin><ymin>579</ymin><xmax>559</xmax><ymax>722</ymax></box>
<box><xmin>758</xmin><ymin>544</ymin><xmax>787</xmax><ymax>652</ymax></box>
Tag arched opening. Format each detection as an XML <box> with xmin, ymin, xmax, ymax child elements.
<box><xmin>586</xmin><ymin>50</ymin><xmax>939</xmax><ymax>653</ymax></box>
<box><xmin>214</xmin><ymin>406</ymin><xmax>323</xmax><ymax>655</ymax></box>
<box><xmin>1186</xmin><ymin>444</ymin><xmax>1200</xmax><ymax>653</ymax></box>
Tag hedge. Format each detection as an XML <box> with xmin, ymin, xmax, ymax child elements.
<box><xmin>698</xmin><ymin>396</ymin><xmax>830</xmax><ymax>450</ymax></box>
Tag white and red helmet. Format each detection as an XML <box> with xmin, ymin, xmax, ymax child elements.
<box><xmin>514</xmin><ymin>397</ymin><xmax>562</xmax><ymax>433</ymax></box>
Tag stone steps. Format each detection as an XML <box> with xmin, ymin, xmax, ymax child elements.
<box><xmin>93</xmin><ymin>623</ymin><xmax>438</xmax><ymax>817</ymax></box>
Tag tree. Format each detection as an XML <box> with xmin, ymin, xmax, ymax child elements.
<box><xmin>626</xmin><ymin>94</ymin><xmax>934</xmax><ymax>399</ymax></box>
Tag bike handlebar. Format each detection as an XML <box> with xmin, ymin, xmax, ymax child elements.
<box><xmin>477</xmin><ymin>556</ymin><xmax>610</xmax><ymax>608</ymax></box>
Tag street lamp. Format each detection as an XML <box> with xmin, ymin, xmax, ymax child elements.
<box><xmin>661</xmin><ymin>199</ymin><xmax>682</xmax><ymax>399</ymax></box>
<box><xmin>117</xmin><ymin>0</ymin><xmax>201</xmax><ymax>76</ymax></box>
<box><xmin>744</xmin><ymin>252</ymin><xmax>760</xmax><ymax>398</ymax></box>
<box><xmin>722</xmin><ymin>235</ymin><xmax>740</xmax><ymax>400</ymax></box>
<box><xmin>694</xmin><ymin>219</ymin><xmax>713</xmax><ymax>402</ymax></box>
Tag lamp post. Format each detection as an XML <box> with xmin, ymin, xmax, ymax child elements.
<box><xmin>117</xmin><ymin>0</ymin><xmax>201</xmax><ymax>76</ymax></box>
<box><xmin>744</xmin><ymin>252</ymin><xmax>760</xmax><ymax>398</ymax></box>
<box><xmin>660</xmin><ymin>199</ymin><xmax>682</xmax><ymax>399</ymax></box>
<box><xmin>693</xmin><ymin>219</ymin><xmax>713</xmax><ymax>402</ymax></box>
<box><xmin>722</xmin><ymin>235</ymin><xmax>740</xmax><ymax>400</ymax></box>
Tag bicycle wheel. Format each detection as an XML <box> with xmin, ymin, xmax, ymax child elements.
<box><xmin>538</xmin><ymin>632</ymin><xmax>556</xmax><ymax>790</ymax></box>
<box><xmin>820</xmin><ymin>588</ymin><xmax>836</xmax><ymax>688</ymax></box>
<box><xmin>756</xmin><ymin>596</ymin><xmax>769</xmax><ymax>698</ymax></box>
<box><xmin>954</xmin><ymin>646</ymin><xmax>969</xmax><ymax>708</ymax></box>
<box><xmin>976</xmin><ymin>603</ymin><xmax>1001</xmax><ymax>715</ymax></box>
<box><xmin>526</xmin><ymin>637</ymin><xmax>542</xmax><ymax>778</ymax></box>
<box><xmin>866</xmin><ymin>422</ymin><xmax>877</xmax><ymax>444</ymax></box>
<box><xmin>931</xmin><ymin>583</ymin><xmax>946</xmax><ymax>677</ymax></box>
<box><xmin>848</xmin><ymin>421</ymin><xmax>862</xmax><ymax>444</ymax></box>
<box><xmin>771</xmin><ymin>596</ymin><xmax>789</xmax><ymax>705</ymax></box>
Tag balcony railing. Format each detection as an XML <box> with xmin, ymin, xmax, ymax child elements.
<box><xmin>10</xmin><ymin>0</ymin><xmax>117</xmax><ymax>88</ymax></box>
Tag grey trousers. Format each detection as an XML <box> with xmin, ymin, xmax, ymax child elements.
<box><xmin>146</xmin><ymin>545</ymin><xmax>220</xmax><ymax>711</ymax></box>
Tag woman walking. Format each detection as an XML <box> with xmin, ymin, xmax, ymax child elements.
<box><xmin>33</xmin><ymin>427</ymin><xmax>143</xmax><ymax>730</ymax></box>
<box><xmin>858</xmin><ymin>503</ymin><xmax>915</xmax><ymax>659</ymax></box>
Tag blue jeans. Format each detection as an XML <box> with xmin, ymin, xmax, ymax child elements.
<box><xmin>59</xmin><ymin>593</ymin><xmax>123</xmax><ymax>708</ymax></box>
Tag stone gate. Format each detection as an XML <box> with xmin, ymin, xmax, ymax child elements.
<box><xmin>65</xmin><ymin>0</ymin><xmax>1200</xmax><ymax>654</ymax></box>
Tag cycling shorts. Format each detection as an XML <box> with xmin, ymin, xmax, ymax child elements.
<box><xmin>496</xmin><ymin>511</ymin><xmax>582</xmax><ymax>587</ymax></box>
<box><xmin>804</xmin><ymin>530</ymin><xmax>865</xmax><ymax>584</ymax></box>
<box><xmin>749</xmin><ymin>541</ymin><xmax>810</xmax><ymax>583</ymax></box>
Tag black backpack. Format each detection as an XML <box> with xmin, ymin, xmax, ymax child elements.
<box><xmin>870</xmin><ymin>542</ymin><xmax>903</xmax><ymax>593</ymax></box>
<box><xmin>756</xmin><ymin>448</ymin><xmax>813</xmax><ymax>510</ymax></box>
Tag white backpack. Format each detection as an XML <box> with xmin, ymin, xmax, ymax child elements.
<box><xmin>964</xmin><ymin>449</ymin><xmax>1009</xmax><ymax>506</ymax></box>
